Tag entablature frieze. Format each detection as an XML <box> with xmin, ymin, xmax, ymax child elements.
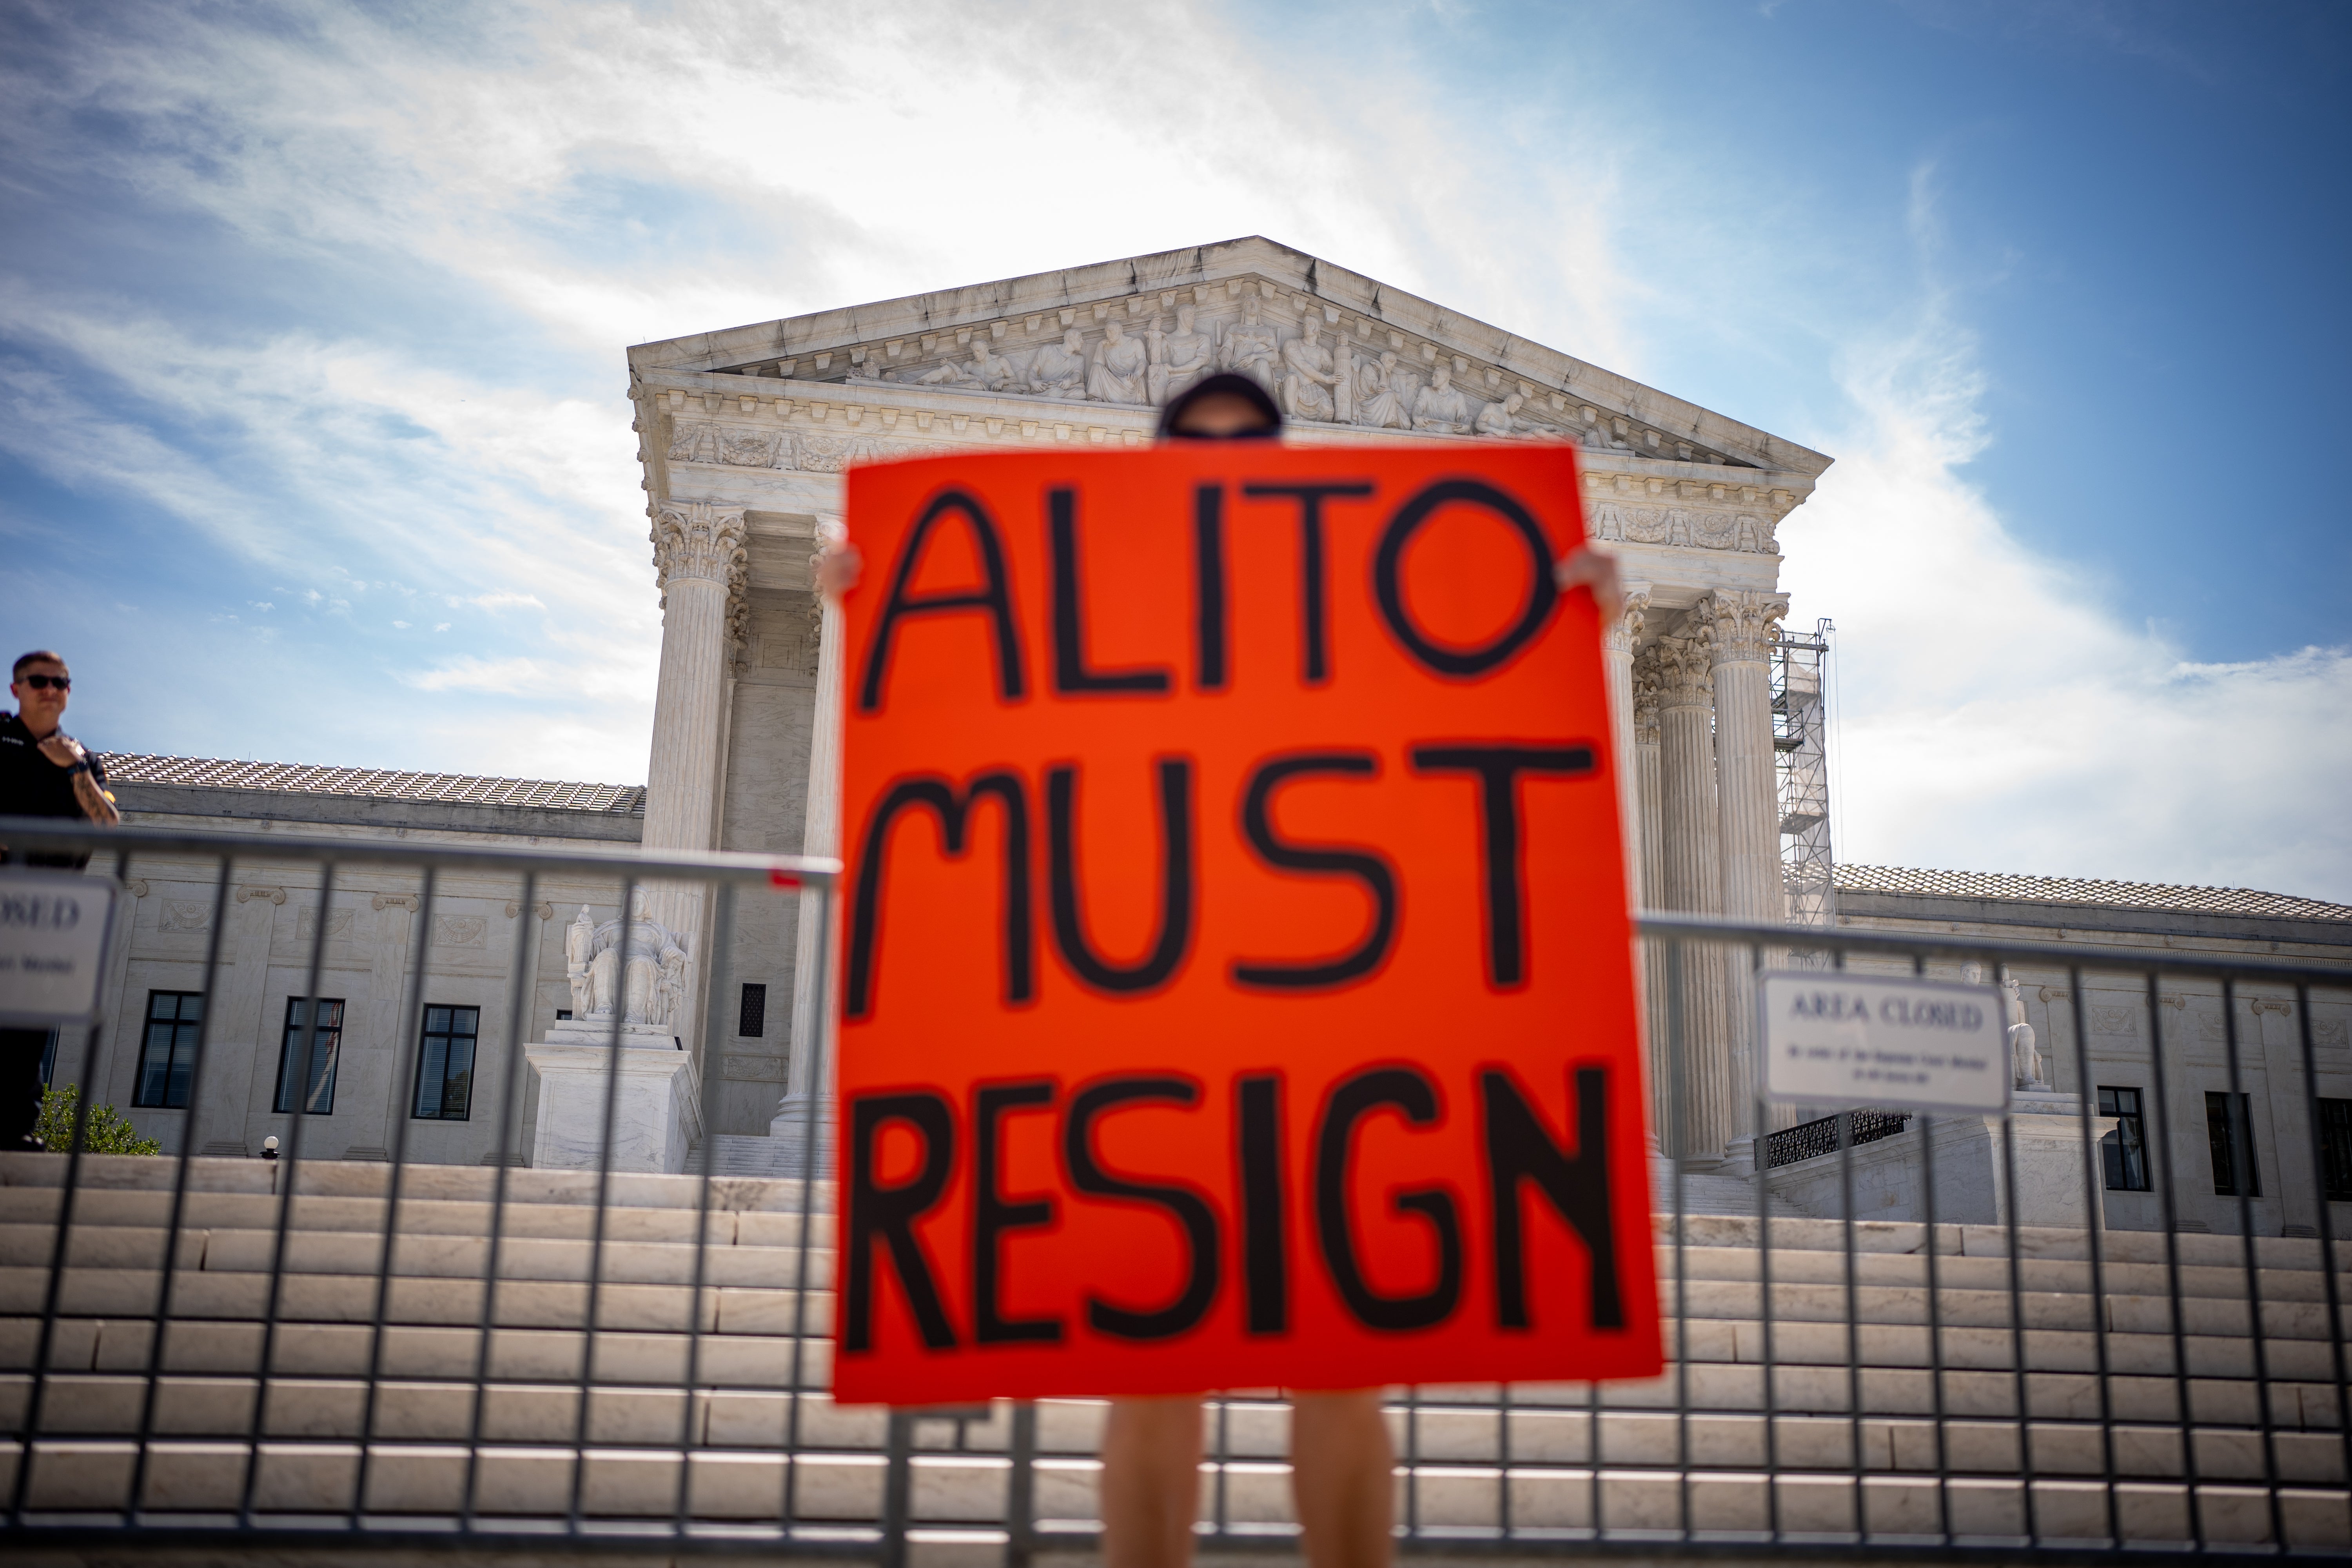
<box><xmin>634</xmin><ymin>371</ymin><xmax>1816</xmax><ymax>570</ymax></box>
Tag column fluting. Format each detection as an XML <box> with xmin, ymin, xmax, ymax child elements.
<box><xmin>1700</xmin><ymin>589</ymin><xmax>1789</xmax><ymax>1167</ymax></box>
<box><xmin>644</xmin><ymin>501</ymin><xmax>748</xmax><ymax>1058</ymax></box>
<box><xmin>1654</xmin><ymin>631</ymin><xmax>1735</xmax><ymax>1160</ymax></box>
<box><xmin>777</xmin><ymin>517</ymin><xmax>846</xmax><ymax>1149</ymax></box>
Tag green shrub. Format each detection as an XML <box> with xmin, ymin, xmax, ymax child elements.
<box><xmin>33</xmin><ymin>1083</ymin><xmax>162</xmax><ymax>1155</ymax></box>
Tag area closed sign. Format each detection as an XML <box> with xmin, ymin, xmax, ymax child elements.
<box><xmin>1760</xmin><ymin>971</ymin><xmax>2010</xmax><ymax>1114</ymax></box>
<box><xmin>0</xmin><ymin>869</ymin><xmax>117</xmax><ymax>1028</ymax></box>
<box><xmin>833</xmin><ymin>443</ymin><xmax>1659</xmax><ymax>1403</ymax></box>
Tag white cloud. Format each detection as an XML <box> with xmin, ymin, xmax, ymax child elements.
<box><xmin>1786</xmin><ymin>289</ymin><xmax>2351</xmax><ymax>900</ymax></box>
<box><xmin>0</xmin><ymin>2</ymin><xmax>2334</xmax><ymax>898</ymax></box>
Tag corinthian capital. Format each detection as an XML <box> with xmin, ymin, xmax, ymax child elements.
<box><xmin>651</xmin><ymin>501</ymin><xmax>750</xmax><ymax>598</ymax></box>
<box><xmin>1602</xmin><ymin>581</ymin><xmax>1653</xmax><ymax>657</ymax></box>
<box><xmin>1697</xmin><ymin>589</ymin><xmax>1789</xmax><ymax>666</ymax></box>
<box><xmin>1632</xmin><ymin>659</ymin><xmax>1662</xmax><ymax>747</ymax></box>
<box><xmin>1648</xmin><ymin>633</ymin><xmax>1714</xmax><ymax>708</ymax></box>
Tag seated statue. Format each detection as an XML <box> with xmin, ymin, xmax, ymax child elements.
<box><xmin>1220</xmin><ymin>296</ymin><xmax>1280</xmax><ymax>388</ymax></box>
<box><xmin>1412</xmin><ymin>361</ymin><xmax>1475</xmax><ymax>434</ymax></box>
<box><xmin>1029</xmin><ymin>328</ymin><xmax>1088</xmax><ymax>398</ymax></box>
<box><xmin>1279</xmin><ymin>319</ymin><xmax>1345</xmax><ymax>423</ymax></box>
<box><xmin>1353</xmin><ymin>350</ymin><xmax>1412</xmax><ymax>430</ymax></box>
<box><xmin>1145</xmin><ymin>305</ymin><xmax>1214</xmax><ymax>403</ymax></box>
<box><xmin>1087</xmin><ymin>318</ymin><xmax>1149</xmax><ymax>404</ymax></box>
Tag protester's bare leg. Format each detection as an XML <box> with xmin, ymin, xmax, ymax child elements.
<box><xmin>1102</xmin><ymin>1395</ymin><xmax>1204</xmax><ymax>1568</ymax></box>
<box><xmin>1290</xmin><ymin>1389</ymin><xmax>1394</xmax><ymax>1568</ymax></box>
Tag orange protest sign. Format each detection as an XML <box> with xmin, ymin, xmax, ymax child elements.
<box><xmin>832</xmin><ymin>441</ymin><xmax>1658</xmax><ymax>1405</ymax></box>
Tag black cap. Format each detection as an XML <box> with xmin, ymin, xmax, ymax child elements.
<box><xmin>1155</xmin><ymin>372</ymin><xmax>1285</xmax><ymax>441</ymax></box>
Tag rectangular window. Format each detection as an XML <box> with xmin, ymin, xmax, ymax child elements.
<box><xmin>273</xmin><ymin>998</ymin><xmax>345</xmax><ymax>1115</ymax></box>
<box><xmin>135</xmin><ymin>992</ymin><xmax>205</xmax><ymax>1109</ymax></box>
<box><xmin>2205</xmin><ymin>1090</ymin><xmax>2260</xmax><ymax>1197</ymax></box>
<box><xmin>2320</xmin><ymin>1098</ymin><xmax>2352</xmax><ymax>1203</ymax></box>
<box><xmin>412</xmin><ymin>1005</ymin><xmax>480</xmax><ymax>1120</ymax></box>
<box><xmin>2098</xmin><ymin>1085</ymin><xmax>2149</xmax><ymax>1192</ymax></box>
<box><xmin>739</xmin><ymin>982</ymin><xmax>767</xmax><ymax>1039</ymax></box>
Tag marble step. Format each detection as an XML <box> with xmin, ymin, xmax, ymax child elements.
<box><xmin>7</xmin><ymin>1252</ymin><xmax>2347</xmax><ymax>1361</ymax></box>
<box><xmin>0</xmin><ymin>1374</ymin><xmax>2343</xmax><ymax>1479</ymax></box>
<box><xmin>5</xmin><ymin>1345</ymin><xmax>2343</xmax><ymax>1431</ymax></box>
<box><xmin>13</xmin><ymin>1155</ymin><xmax>2350</xmax><ymax>1274</ymax></box>
<box><xmin>11</xmin><ymin>1205</ymin><xmax>2347</xmax><ymax>1313</ymax></box>
<box><xmin>5</xmin><ymin>1314</ymin><xmax>2342</xmax><ymax>1421</ymax></box>
<box><xmin>1</xmin><ymin>1435</ymin><xmax>2344</xmax><ymax>1546</ymax></box>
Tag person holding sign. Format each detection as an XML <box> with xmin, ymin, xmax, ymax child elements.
<box><xmin>817</xmin><ymin>375</ymin><xmax>1631</xmax><ymax>1568</ymax></box>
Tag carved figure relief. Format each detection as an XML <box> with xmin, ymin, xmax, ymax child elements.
<box><xmin>1353</xmin><ymin>350</ymin><xmax>1412</xmax><ymax>430</ymax></box>
<box><xmin>1474</xmin><ymin>390</ymin><xmax>1525</xmax><ymax>437</ymax></box>
<box><xmin>1144</xmin><ymin>306</ymin><xmax>1213</xmax><ymax>403</ymax></box>
<box><xmin>1220</xmin><ymin>295</ymin><xmax>1280</xmax><ymax>388</ymax></box>
<box><xmin>1029</xmin><ymin>330</ymin><xmax>1088</xmax><ymax>398</ymax></box>
<box><xmin>1412</xmin><ymin>362</ymin><xmax>1474</xmax><ymax>434</ymax></box>
<box><xmin>1087</xmin><ymin>318</ymin><xmax>1149</xmax><ymax>404</ymax></box>
<box><xmin>1279</xmin><ymin>318</ymin><xmax>1345</xmax><ymax>423</ymax></box>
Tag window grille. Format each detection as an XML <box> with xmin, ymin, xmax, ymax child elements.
<box><xmin>272</xmin><ymin>997</ymin><xmax>345</xmax><ymax>1115</ymax></box>
<box><xmin>133</xmin><ymin>993</ymin><xmax>204</xmax><ymax>1109</ymax></box>
<box><xmin>2319</xmin><ymin>1096</ymin><xmax>2352</xmax><ymax>1202</ymax></box>
<box><xmin>2205</xmin><ymin>1089</ymin><xmax>2259</xmax><ymax>1197</ymax></box>
<box><xmin>739</xmin><ymin>980</ymin><xmax>767</xmax><ymax>1038</ymax></box>
<box><xmin>412</xmin><ymin>1005</ymin><xmax>480</xmax><ymax>1120</ymax></box>
<box><xmin>2099</xmin><ymin>1085</ymin><xmax>2150</xmax><ymax>1191</ymax></box>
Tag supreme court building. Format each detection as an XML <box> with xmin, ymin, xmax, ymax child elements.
<box><xmin>81</xmin><ymin>238</ymin><xmax>2352</xmax><ymax>1231</ymax></box>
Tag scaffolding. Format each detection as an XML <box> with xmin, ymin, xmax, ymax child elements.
<box><xmin>1773</xmin><ymin>617</ymin><xmax>1835</xmax><ymax>929</ymax></box>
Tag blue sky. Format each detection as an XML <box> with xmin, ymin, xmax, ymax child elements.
<box><xmin>1</xmin><ymin>0</ymin><xmax>2346</xmax><ymax>897</ymax></box>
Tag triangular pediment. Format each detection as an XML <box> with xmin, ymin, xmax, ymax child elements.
<box><xmin>628</xmin><ymin>237</ymin><xmax>1829</xmax><ymax>477</ymax></box>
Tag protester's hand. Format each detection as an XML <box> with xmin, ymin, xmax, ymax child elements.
<box><xmin>818</xmin><ymin>540</ymin><xmax>863</xmax><ymax>600</ymax></box>
<box><xmin>36</xmin><ymin>734</ymin><xmax>87</xmax><ymax>770</ymax></box>
<box><xmin>1554</xmin><ymin>544</ymin><xmax>1625</xmax><ymax>623</ymax></box>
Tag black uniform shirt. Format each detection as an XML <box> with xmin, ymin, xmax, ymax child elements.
<box><xmin>0</xmin><ymin>711</ymin><xmax>107</xmax><ymax>866</ymax></box>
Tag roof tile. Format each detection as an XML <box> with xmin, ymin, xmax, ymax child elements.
<box><xmin>99</xmin><ymin>753</ymin><xmax>646</xmax><ymax>816</ymax></box>
<box><xmin>1835</xmin><ymin>864</ymin><xmax>2349</xmax><ymax>923</ymax></box>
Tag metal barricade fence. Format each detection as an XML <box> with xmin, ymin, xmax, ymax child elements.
<box><xmin>0</xmin><ymin>819</ymin><xmax>2346</xmax><ymax>1561</ymax></box>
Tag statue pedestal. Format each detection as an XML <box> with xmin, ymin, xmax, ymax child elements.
<box><xmin>526</xmin><ymin>1021</ymin><xmax>702</xmax><ymax>1174</ymax></box>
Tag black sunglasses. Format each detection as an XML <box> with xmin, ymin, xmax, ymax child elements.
<box><xmin>18</xmin><ymin>673</ymin><xmax>69</xmax><ymax>691</ymax></box>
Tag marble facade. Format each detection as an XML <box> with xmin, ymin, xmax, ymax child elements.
<box><xmin>625</xmin><ymin>236</ymin><xmax>1834</xmax><ymax>1159</ymax></box>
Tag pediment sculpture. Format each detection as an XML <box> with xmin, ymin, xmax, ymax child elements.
<box><xmin>828</xmin><ymin>286</ymin><xmax>1602</xmax><ymax>445</ymax></box>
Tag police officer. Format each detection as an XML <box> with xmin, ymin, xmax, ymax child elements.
<box><xmin>2</xmin><ymin>650</ymin><xmax>120</xmax><ymax>1150</ymax></box>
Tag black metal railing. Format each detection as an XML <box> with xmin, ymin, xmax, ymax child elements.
<box><xmin>1764</xmin><ymin>1108</ymin><xmax>1911</xmax><ymax>1169</ymax></box>
<box><xmin>0</xmin><ymin>818</ymin><xmax>2347</xmax><ymax>1561</ymax></box>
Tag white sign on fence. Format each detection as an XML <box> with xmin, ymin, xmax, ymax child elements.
<box><xmin>0</xmin><ymin>869</ymin><xmax>118</xmax><ymax>1029</ymax></box>
<box><xmin>1760</xmin><ymin>970</ymin><xmax>2010</xmax><ymax>1114</ymax></box>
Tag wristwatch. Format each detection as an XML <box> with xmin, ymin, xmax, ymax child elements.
<box><xmin>63</xmin><ymin>760</ymin><xmax>88</xmax><ymax>776</ymax></box>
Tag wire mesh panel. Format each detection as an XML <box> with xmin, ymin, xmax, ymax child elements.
<box><xmin>1</xmin><ymin>818</ymin><xmax>2348</xmax><ymax>1561</ymax></box>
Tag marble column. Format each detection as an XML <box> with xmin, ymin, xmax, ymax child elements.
<box><xmin>1699</xmin><ymin>590</ymin><xmax>1789</xmax><ymax>1171</ymax></box>
<box><xmin>1601</xmin><ymin>584</ymin><xmax>1652</xmax><ymax>907</ymax></box>
<box><xmin>351</xmin><ymin>891</ymin><xmax>419</xmax><ymax>1157</ymax></box>
<box><xmin>644</xmin><ymin>501</ymin><xmax>748</xmax><ymax>1053</ymax></box>
<box><xmin>1653</xmin><ymin>632</ymin><xmax>1734</xmax><ymax>1161</ymax></box>
<box><xmin>1632</xmin><ymin>655</ymin><xmax>1668</xmax><ymax>1150</ymax></box>
<box><xmin>775</xmin><ymin>516</ymin><xmax>846</xmax><ymax>1156</ymax></box>
<box><xmin>1601</xmin><ymin>586</ymin><xmax>1653</xmax><ymax>1148</ymax></box>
